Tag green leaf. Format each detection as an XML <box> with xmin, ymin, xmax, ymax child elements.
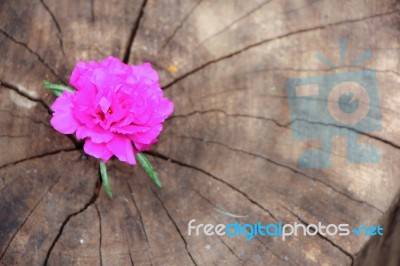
<box><xmin>100</xmin><ymin>161</ymin><xmax>113</xmax><ymax>198</ymax></box>
<box><xmin>43</xmin><ymin>80</ymin><xmax>74</xmax><ymax>96</ymax></box>
<box><xmin>136</xmin><ymin>153</ymin><xmax>162</xmax><ymax>188</ymax></box>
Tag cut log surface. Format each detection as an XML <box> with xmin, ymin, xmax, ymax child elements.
<box><xmin>0</xmin><ymin>0</ymin><xmax>399</xmax><ymax>265</ymax></box>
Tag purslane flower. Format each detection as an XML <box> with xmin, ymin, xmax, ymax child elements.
<box><xmin>51</xmin><ymin>56</ymin><xmax>173</xmax><ymax>163</ymax></box>
<box><xmin>45</xmin><ymin>56</ymin><xmax>174</xmax><ymax>197</ymax></box>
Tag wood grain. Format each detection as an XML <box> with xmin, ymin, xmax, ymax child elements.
<box><xmin>0</xmin><ymin>0</ymin><xmax>399</xmax><ymax>265</ymax></box>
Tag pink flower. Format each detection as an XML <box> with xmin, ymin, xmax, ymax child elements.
<box><xmin>50</xmin><ymin>57</ymin><xmax>174</xmax><ymax>165</ymax></box>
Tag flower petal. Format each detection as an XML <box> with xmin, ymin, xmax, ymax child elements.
<box><xmin>76</xmin><ymin>125</ymin><xmax>114</xmax><ymax>143</ymax></box>
<box><xmin>84</xmin><ymin>138</ymin><xmax>113</xmax><ymax>162</ymax></box>
<box><xmin>106</xmin><ymin>136</ymin><xmax>136</xmax><ymax>165</ymax></box>
<box><xmin>70</xmin><ymin>61</ymin><xmax>98</xmax><ymax>91</ymax></box>
<box><xmin>152</xmin><ymin>98</ymin><xmax>174</xmax><ymax>124</ymax></box>
<box><xmin>134</xmin><ymin>139</ymin><xmax>158</xmax><ymax>152</ymax></box>
<box><xmin>50</xmin><ymin>91</ymin><xmax>80</xmax><ymax>134</ymax></box>
<box><xmin>130</xmin><ymin>124</ymin><xmax>162</xmax><ymax>144</ymax></box>
<box><xmin>111</xmin><ymin>124</ymin><xmax>151</xmax><ymax>134</ymax></box>
<box><xmin>98</xmin><ymin>96</ymin><xmax>111</xmax><ymax>113</ymax></box>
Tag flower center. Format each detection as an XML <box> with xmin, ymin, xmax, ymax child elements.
<box><xmin>97</xmin><ymin>107</ymin><xmax>113</xmax><ymax>120</ymax></box>
<box><xmin>98</xmin><ymin>111</ymin><xmax>105</xmax><ymax>120</ymax></box>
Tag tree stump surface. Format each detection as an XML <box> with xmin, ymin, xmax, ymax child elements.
<box><xmin>0</xmin><ymin>0</ymin><xmax>399</xmax><ymax>265</ymax></box>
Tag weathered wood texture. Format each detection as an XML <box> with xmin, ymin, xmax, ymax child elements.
<box><xmin>0</xmin><ymin>0</ymin><xmax>399</xmax><ymax>265</ymax></box>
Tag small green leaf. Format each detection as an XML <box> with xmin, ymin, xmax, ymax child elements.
<box><xmin>100</xmin><ymin>161</ymin><xmax>113</xmax><ymax>198</ymax></box>
<box><xmin>136</xmin><ymin>153</ymin><xmax>162</xmax><ymax>188</ymax></box>
<box><xmin>43</xmin><ymin>80</ymin><xmax>74</xmax><ymax>96</ymax></box>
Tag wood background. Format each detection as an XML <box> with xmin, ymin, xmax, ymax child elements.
<box><xmin>0</xmin><ymin>0</ymin><xmax>399</xmax><ymax>265</ymax></box>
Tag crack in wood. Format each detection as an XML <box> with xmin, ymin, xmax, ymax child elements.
<box><xmin>39</xmin><ymin>0</ymin><xmax>65</xmax><ymax>57</ymax></box>
<box><xmin>169</xmin><ymin>108</ymin><xmax>400</xmax><ymax>189</ymax></box>
<box><xmin>0</xmin><ymin>82</ymin><xmax>83</xmax><ymax>149</ymax></box>
<box><xmin>0</xmin><ymin>148</ymin><xmax>78</xmax><ymax>173</ymax></box>
<box><xmin>0</xmin><ymin>134</ymin><xmax>30</xmax><ymax>139</ymax></box>
<box><xmin>255</xmin><ymin>236</ymin><xmax>292</xmax><ymax>265</ymax></box>
<box><xmin>146</xmin><ymin>151</ymin><xmax>279</xmax><ymax>222</ymax></box>
<box><xmin>191</xmin><ymin>188</ymin><xmax>248</xmax><ymax>219</ymax></box>
<box><xmin>169</xmin><ymin>108</ymin><xmax>287</xmax><ymax>128</ymax></box>
<box><xmin>43</xmin><ymin>180</ymin><xmax>100</xmax><ymax>266</ymax></box>
<box><xmin>90</xmin><ymin>0</ymin><xmax>95</xmax><ymax>23</ymax></box>
<box><xmin>0</xmin><ymin>29</ymin><xmax>64</xmax><ymax>83</ymax></box>
<box><xmin>192</xmin><ymin>188</ymin><xmax>291</xmax><ymax>264</ymax></box>
<box><xmin>218</xmin><ymin>237</ymin><xmax>245</xmax><ymax>264</ymax></box>
<box><xmin>197</xmin><ymin>0</ymin><xmax>275</xmax><ymax>46</ymax></box>
<box><xmin>193</xmin><ymin>189</ymin><xmax>249</xmax><ymax>219</ymax></box>
<box><xmin>191</xmin><ymin>187</ymin><xmax>289</xmax><ymax>262</ymax></box>
<box><xmin>280</xmin><ymin>204</ymin><xmax>355</xmax><ymax>265</ymax></box>
<box><xmin>122</xmin><ymin>0</ymin><xmax>148</xmax><ymax>63</ymax></box>
<box><xmin>239</xmin><ymin>65</ymin><xmax>400</xmax><ymax>78</ymax></box>
<box><xmin>160</xmin><ymin>0</ymin><xmax>204</xmax><ymax>50</ymax></box>
<box><xmin>258</xmin><ymin>233</ymin><xmax>302</xmax><ymax>266</ymax></box>
<box><xmin>363</xmin><ymin>198</ymin><xmax>400</xmax><ymax>265</ymax></box>
<box><xmin>150</xmin><ymin>187</ymin><xmax>198</xmax><ymax>266</ymax></box>
<box><xmin>170</xmin><ymin>105</ymin><xmax>400</xmax><ymax>153</ymax></box>
<box><xmin>176</xmin><ymin>134</ymin><xmax>384</xmax><ymax>214</ymax></box>
<box><xmin>0</xmin><ymin>109</ymin><xmax>52</xmax><ymax>128</ymax></box>
<box><xmin>0</xmin><ymin>151</ymin><xmax>101</xmax><ymax>265</ymax></box>
<box><xmin>1</xmin><ymin>80</ymin><xmax>52</xmax><ymax>114</ymax></box>
<box><xmin>128</xmin><ymin>248</ymin><xmax>134</xmax><ymax>266</ymax></box>
<box><xmin>127</xmin><ymin>182</ymin><xmax>154</xmax><ymax>266</ymax></box>
<box><xmin>0</xmin><ymin>176</ymin><xmax>62</xmax><ymax>261</ymax></box>
<box><xmin>94</xmin><ymin>204</ymin><xmax>103</xmax><ymax>266</ymax></box>
<box><xmin>284</xmin><ymin>0</ymin><xmax>324</xmax><ymax>15</ymax></box>
<box><xmin>127</xmin><ymin>183</ymin><xmax>150</xmax><ymax>246</ymax></box>
<box><xmin>284</xmin><ymin>118</ymin><xmax>400</xmax><ymax>153</ymax></box>
<box><xmin>162</xmin><ymin>9</ymin><xmax>399</xmax><ymax>90</ymax></box>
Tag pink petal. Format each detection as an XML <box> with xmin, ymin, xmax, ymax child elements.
<box><xmin>76</xmin><ymin>125</ymin><xmax>114</xmax><ymax>143</ymax></box>
<box><xmin>50</xmin><ymin>91</ymin><xmax>80</xmax><ymax>134</ymax></box>
<box><xmin>73</xmin><ymin>108</ymin><xmax>96</xmax><ymax>128</ymax></box>
<box><xmin>152</xmin><ymin>98</ymin><xmax>174</xmax><ymax>124</ymax></box>
<box><xmin>106</xmin><ymin>136</ymin><xmax>136</xmax><ymax>165</ymax></box>
<box><xmin>134</xmin><ymin>139</ymin><xmax>158</xmax><ymax>151</ymax></box>
<box><xmin>69</xmin><ymin>61</ymin><xmax>98</xmax><ymax>91</ymax></box>
<box><xmin>92</xmin><ymin>61</ymin><xmax>126</xmax><ymax>92</ymax></box>
<box><xmin>74</xmin><ymin>83</ymin><xmax>97</xmax><ymax>107</ymax></box>
<box><xmin>84</xmin><ymin>138</ymin><xmax>113</xmax><ymax>162</ymax></box>
<box><xmin>111</xmin><ymin>124</ymin><xmax>151</xmax><ymax>134</ymax></box>
<box><xmin>98</xmin><ymin>96</ymin><xmax>111</xmax><ymax>113</ymax></box>
<box><xmin>134</xmin><ymin>63</ymin><xmax>159</xmax><ymax>83</ymax></box>
<box><xmin>130</xmin><ymin>124</ymin><xmax>162</xmax><ymax>144</ymax></box>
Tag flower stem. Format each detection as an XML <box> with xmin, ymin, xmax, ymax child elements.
<box><xmin>43</xmin><ymin>80</ymin><xmax>74</xmax><ymax>96</ymax></box>
<box><xmin>136</xmin><ymin>153</ymin><xmax>162</xmax><ymax>188</ymax></box>
<box><xmin>100</xmin><ymin>161</ymin><xmax>113</xmax><ymax>198</ymax></box>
